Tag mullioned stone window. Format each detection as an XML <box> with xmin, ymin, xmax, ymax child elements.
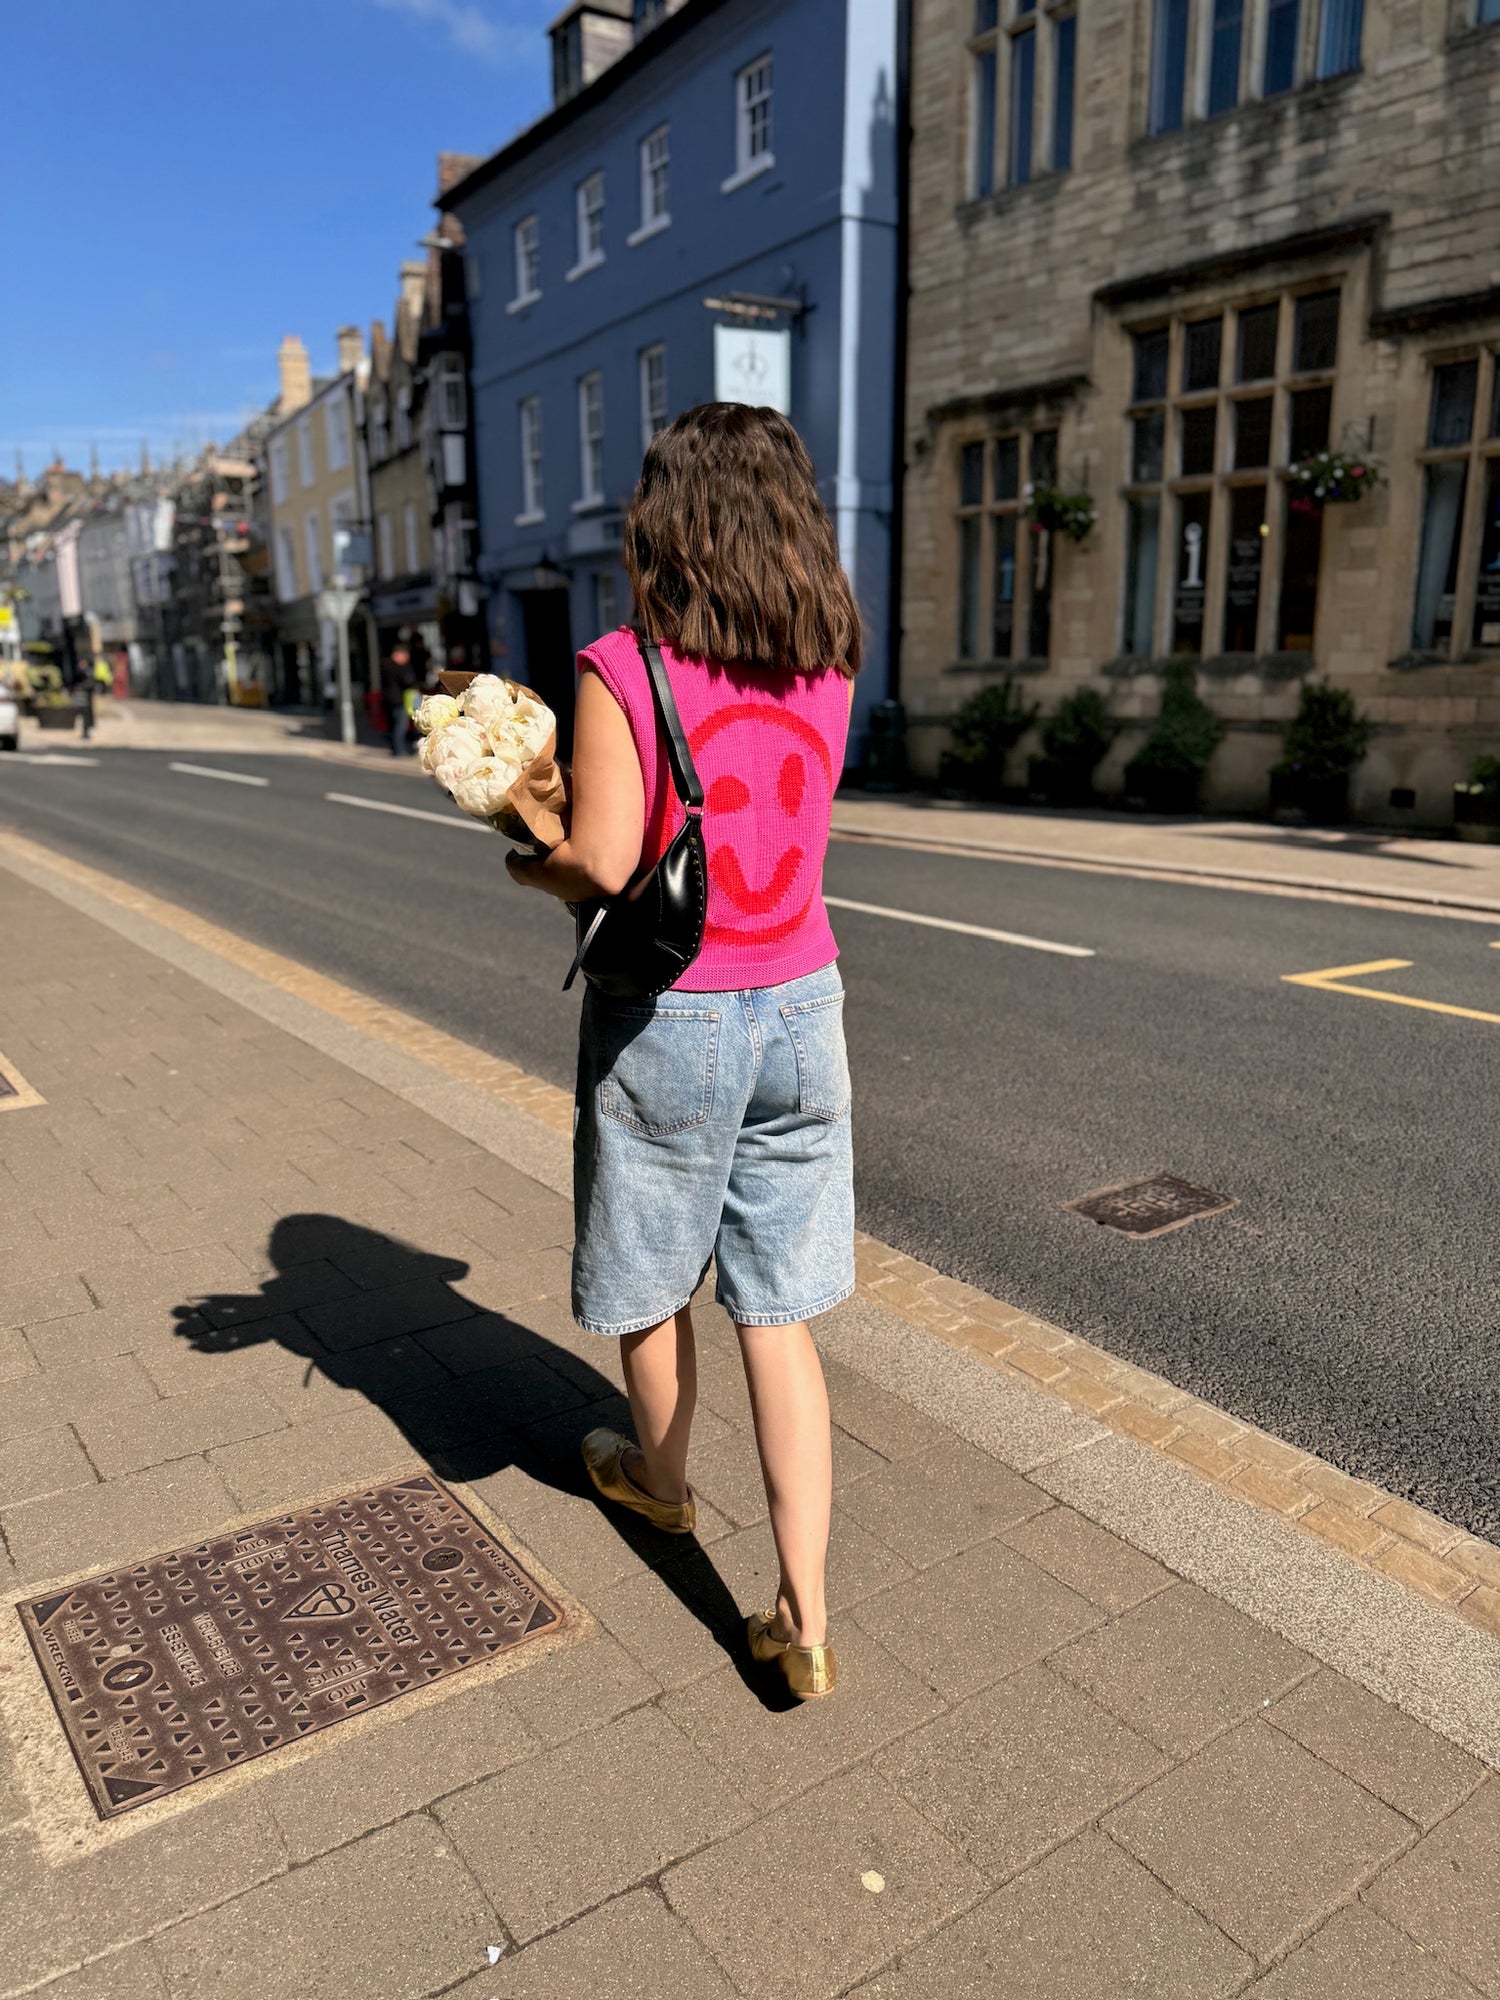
<box><xmin>1412</xmin><ymin>353</ymin><xmax>1500</xmax><ymax>654</ymax></box>
<box><xmin>969</xmin><ymin>0</ymin><xmax>1078</xmax><ymax>198</ymax></box>
<box><xmin>1149</xmin><ymin>0</ymin><xmax>1364</xmax><ymax>135</ymax></box>
<box><xmin>1121</xmin><ymin>288</ymin><xmax>1343</xmax><ymax>660</ymax></box>
<box><xmin>954</xmin><ymin>425</ymin><xmax>1058</xmax><ymax>666</ymax></box>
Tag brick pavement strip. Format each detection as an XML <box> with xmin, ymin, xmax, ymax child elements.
<box><xmin>3</xmin><ymin>839</ymin><xmax>1500</xmax><ymax>1999</ymax></box>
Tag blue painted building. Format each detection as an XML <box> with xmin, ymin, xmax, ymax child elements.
<box><xmin>438</xmin><ymin>0</ymin><xmax>903</xmax><ymax>764</ymax></box>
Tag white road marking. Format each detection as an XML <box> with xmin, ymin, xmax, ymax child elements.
<box><xmin>9</xmin><ymin>752</ymin><xmax>100</xmax><ymax>766</ymax></box>
<box><xmin>324</xmin><ymin>790</ymin><xmax>486</xmax><ymax>831</ymax></box>
<box><xmin>169</xmin><ymin>761</ymin><xmax>270</xmax><ymax>787</ymax></box>
<box><xmin>824</xmin><ymin>896</ymin><xmax>1095</xmax><ymax>958</ymax></box>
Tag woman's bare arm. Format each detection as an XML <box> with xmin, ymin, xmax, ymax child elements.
<box><xmin>505</xmin><ymin>668</ymin><xmax>645</xmax><ymax>901</ymax></box>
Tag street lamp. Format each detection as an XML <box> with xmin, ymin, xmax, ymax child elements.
<box><xmin>318</xmin><ymin>526</ymin><xmax>372</xmax><ymax>748</ymax></box>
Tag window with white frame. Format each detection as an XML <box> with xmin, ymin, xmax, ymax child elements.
<box><xmin>594</xmin><ymin>568</ymin><xmax>620</xmax><ymax>633</ymax></box>
<box><xmin>640</xmin><ymin>343</ymin><xmax>668</xmax><ymax>452</ymax></box>
<box><xmin>578</xmin><ymin>372</ymin><xmax>605</xmax><ymax>505</ymax></box>
<box><xmin>1121</xmin><ymin>287</ymin><xmax>1342</xmax><ymax>660</ymax></box>
<box><xmin>303</xmin><ymin>512</ymin><xmax>323</xmax><ymax>595</ymax></box>
<box><xmin>325</xmin><ymin>398</ymin><xmax>350</xmax><ymax>472</ymax></box>
<box><xmin>729</xmin><ymin>54</ymin><xmax>774</xmax><ymax>184</ymax></box>
<box><xmin>369</xmin><ymin>392</ymin><xmax>389</xmax><ymax>463</ymax></box>
<box><xmin>297</xmin><ymin>416</ymin><xmax>315</xmax><ymax>487</ymax></box>
<box><xmin>573</xmin><ymin>173</ymin><xmax>605</xmax><ymax>275</ymax></box>
<box><xmin>519</xmin><ymin>396</ymin><xmax>544</xmax><ymax>520</ymax></box>
<box><xmin>403</xmin><ymin>501</ymin><xmax>420</xmax><ymax>574</ymax></box>
<box><xmin>1150</xmin><ymin>0</ymin><xmax>1362</xmax><ymax>132</ymax></box>
<box><xmin>270</xmin><ymin>436</ymin><xmax>290</xmax><ymax>505</ymax></box>
<box><xmin>275</xmin><ymin>523</ymin><xmax>298</xmax><ymax>600</ymax></box>
<box><xmin>637</xmin><ymin>125</ymin><xmax>670</xmax><ymax>235</ymax></box>
<box><xmin>970</xmin><ymin>2</ymin><xmax>1077</xmax><ymax>197</ymax></box>
<box><xmin>442</xmin><ymin>433</ymin><xmax>467</xmax><ymax>488</ymax></box>
<box><xmin>438</xmin><ymin>356</ymin><xmax>466</xmax><ymax>431</ymax></box>
<box><xmin>1412</xmin><ymin>353</ymin><xmax>1500</xmax><ymax>654</ymax></box>
<box><xmin>377</xmin><ymin>511</ymin><xmax>394</xmax><ymax>580</ymax></box>
<box><xmin>513</xmin><ymin>215</ymin><xmax>540</xmax><ymax>303</ymax></box>
<box><xmin>395</xmin><ymin>385</ymin><xmax>412</xmax><ymax>451</ymax></box>
<box><xmin>954</xmin><ymin>425</ymin><xmax>1059</xmax><ymax>664</ymax></box>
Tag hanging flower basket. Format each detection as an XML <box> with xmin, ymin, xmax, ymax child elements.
<box><xmin>1284</xmin><ymin>449</ymin><xmax>1382</xmax><ymax>510</ymax></box>
<box><xmin>1024</xmin><ymin>485</ymin><xmax>1097</xmax><ymax>544</ymax></box>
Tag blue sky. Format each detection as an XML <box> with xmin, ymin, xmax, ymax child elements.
<box><xmin>0</xmin><ymin>0</ymin><xmax>556</xmax><ymax>477</ymax></box>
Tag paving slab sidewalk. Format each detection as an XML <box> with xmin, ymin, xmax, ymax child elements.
<box><xmin>1</xmin><ymin>870</ymin><xmax>1497</xmax><ymax>2000</ymax></box>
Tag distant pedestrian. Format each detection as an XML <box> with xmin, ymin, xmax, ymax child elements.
<box><xmin>75</xmin><ymin>673</ymin><xmax>96</xmax><ymax>740</ymax></box>
<box><xmin>505</xmin><ymin>404</ymin><xmax>859</xmax><ymax>1700</ymax></box>
<box><xmin>385</xmin><ymin>647</ymin><xmax>415</xmax><ymax>756</ymax></box>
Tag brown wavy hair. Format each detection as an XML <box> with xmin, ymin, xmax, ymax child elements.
<box><xmin>625</xmin><ymin>402</ymin><xmax>861</xmax><ymax>676</ymax></box>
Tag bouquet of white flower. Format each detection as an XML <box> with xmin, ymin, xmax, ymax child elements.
<box><xmin>417</xmin><ymin>673</ymin><xmax>568</xmax><ymax>848</ymax></box>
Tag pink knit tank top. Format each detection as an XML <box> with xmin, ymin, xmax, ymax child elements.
<box><xmin>578</xmin><ymin>628</ymin><xmax>850</xmax><ymax>993</ymax></box>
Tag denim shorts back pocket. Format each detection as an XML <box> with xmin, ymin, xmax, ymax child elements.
<box><xmin>595</xmin><ymin>1003</ymin><xmax>721</xmax><ymax>1138</ymax></box>
<box><xmin>779</xmin><ymin>991</ymin><xmax>851</xmax><ymax>1122</ymax></box>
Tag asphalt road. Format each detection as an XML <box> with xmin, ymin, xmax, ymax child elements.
<box><xmin>4</xmin><ymin>747</ymin><xmax>1498</xmax><ymax>1536</ymax></box>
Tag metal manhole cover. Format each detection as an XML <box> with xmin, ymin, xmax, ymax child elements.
<box><xmin>1064</xmin><ymin>1173</ymin><xmax>1236</xmax><ymax>1238</ymax></box>
<box><xmin>19</xmin><ymin>1475</ymin><xmax>562</xmax><ymax>1819</ymax></box>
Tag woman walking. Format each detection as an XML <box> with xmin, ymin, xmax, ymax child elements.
<box><xmin>506</xmin><ymin>403</ymin><xmax>858</xmax><ymax>1699</ymax></box>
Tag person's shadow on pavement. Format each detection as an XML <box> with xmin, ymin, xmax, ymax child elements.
<box><xmin>172</xmin><ymin>1213</ymin><xmax>791</xmax><ymax>1706</ymax></box>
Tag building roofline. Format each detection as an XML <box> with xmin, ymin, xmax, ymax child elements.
<box><xmin>437</xmin><ymin>0</ymin><xmax>729</xmax><ymax>212</ymax></box>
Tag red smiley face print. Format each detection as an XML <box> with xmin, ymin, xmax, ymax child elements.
<box><xmin>689</xmin><ymin>701</ymin><xmax>836</xmax><ymax>946</ymax></box>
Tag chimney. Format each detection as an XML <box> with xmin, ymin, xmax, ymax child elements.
<box><xmin>437</xmin><ymin>151</ymin><xmax>483</xmax><ymax>195</ymax></box>
<box><xmin>398</xmin><ymin>261</ymin><xmax>427</xmax><ymax>326</ymax></box>
<box><xmin>551</xmin><ymin>2</ymin><xmax>633</xmax><ymax>107</ymax></box>
<box><xmin>336</xmin><ymin>325</ymin><xmax>364</xmax><ymax>376</ymax></box>
<box><xmin>278</xmin><ymin>335</ymin><xmax>312</xmax><ymax>414</ymax></box>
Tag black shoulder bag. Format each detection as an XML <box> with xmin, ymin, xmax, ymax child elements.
<box><xmin>563</xmin><ymin>636</ymin><xmax>708</xmax><ymax>1002</ymax></box>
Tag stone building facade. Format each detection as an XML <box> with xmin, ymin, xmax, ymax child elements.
<box><xmin>900</xmin><ymin>0</ymin><xmax>1500</xmax><ymax>823</ymax></box>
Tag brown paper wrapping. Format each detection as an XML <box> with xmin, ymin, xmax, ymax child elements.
<box><xmin>488</xmin><ymin>726</ymin><xmax>570</xmax><ymax>851</ymax></box>
<box><xmin>428</xmin><ymin>674</ymin><xmax>570</xmax><ymax>851</ymax></box>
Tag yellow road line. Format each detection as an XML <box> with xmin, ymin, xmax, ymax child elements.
<box><xmin>1284</xmin><ymin>958</ymin><xmax>1500</xmax><ymax>1026</ymax></box>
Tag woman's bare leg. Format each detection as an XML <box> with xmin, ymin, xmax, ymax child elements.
<box><xmin>736</xmin><ymin>1320</ymin><xmax>831</xmax><ymax>1646</ymax></box>
<box><xmin>618</xmin><ymin>1306</ymin><xmax>696</xmax><ymax>1505</ymax></box>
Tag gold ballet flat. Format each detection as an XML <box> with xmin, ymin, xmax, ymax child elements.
<box><xmin>747</xmin><ymin>1607</ymin><xmax>838</xmax><ymax>1700</ymax></box>
<box><xmin>581</xmin><ymin>1428</ymin><xmax>697</xmax><ymax>1534</ymax></box>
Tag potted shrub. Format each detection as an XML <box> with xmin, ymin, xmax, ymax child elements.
<box><xmin>1269</xmin><ymin>681</ymin><xmax>1372</xmax><ymax>825</ymax></box>
<box><xmin>1454</xmin><ymin>755</ymin><xmax>1500</xmax><ymax>844</ymax></box>
<box><xmin>30</xmin><ymin>662</ymin><xmax>77</xmax><ymax>733</ymax></box>
<box><xmin>1029</xmin><ymin>688</ymin><xmax>1119</xmax><ymax>805</ymax></box>
<box><xmin>939</xmin><ymin>677</ymin><xmax>1040</xmax><ymax>801</ymax></box>
<box><xmin>1122</xmin><ymin>659</ymin><xmax>1225</xmax><ymax>813</ymax></box>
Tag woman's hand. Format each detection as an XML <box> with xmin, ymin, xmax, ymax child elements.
<box><xmin>501</xmin><ymin>670</ymin><xmax>644</xmax><ymax>903</ymax></box>
<box><xmin>505</xmin><ymin>848</ymin><xmax>549</xmax><ymax>892</ymax></box>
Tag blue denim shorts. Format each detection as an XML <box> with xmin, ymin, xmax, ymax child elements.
<box><xmin>572</xmin><ymin>962</ymin><xmax>855</xmax><ymax>1336</ymax></box>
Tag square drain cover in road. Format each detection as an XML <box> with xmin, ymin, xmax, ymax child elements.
<box><xmin>19</xmin><ymin>1474</ymin><xmax>563</xmax><ymax>1819</ymax></box>
<box><xmin>1064</xmin><ymin>1173</ymin><xmax>1236</xmax><ymax>1238</ymax></box>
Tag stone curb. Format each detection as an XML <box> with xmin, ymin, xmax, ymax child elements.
<box><xmin>2</xmin><ymin>828</ymin><xmax>1495</xmax><ymax>1678</ymax></box>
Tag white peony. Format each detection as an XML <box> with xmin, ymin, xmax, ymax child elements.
<box><xmin>420</xmin><ymin>717</ymin><xmax>486</xmax><ymax>794</ymax></box>
<box><xmin>414</xmin><ymin>692</ymin><xmax>461</xmax><ymax>736</ymax></box>
<box><xmin>457</xmin><ymin>675</ymin><xmax>520</xmax><ymax>736</ymax></box>
<box><xmin>450</xmin><ymin>754</ymin><xmax>525</xmax><ymax>819</ymax></box>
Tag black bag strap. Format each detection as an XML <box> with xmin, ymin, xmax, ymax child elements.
<box><xmin>638</xmin><ymin>635</ymin><xmax>704</xmax><ymax>812</ymax></box>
